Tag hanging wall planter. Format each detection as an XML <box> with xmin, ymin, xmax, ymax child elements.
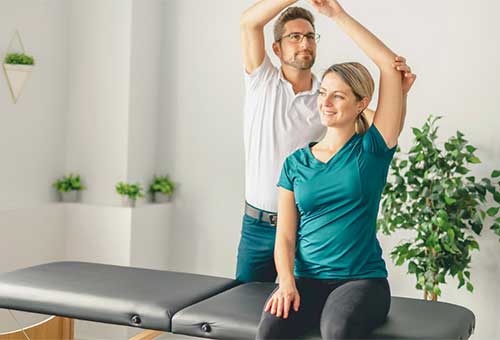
<box><xmin>3</xmin><ymin>31</ymin><xmax>35</xmax><ymax>103</ymax></box>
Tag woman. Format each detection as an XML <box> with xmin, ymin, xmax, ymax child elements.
<box><xmin>256</xmin><ymin>0</ymin><xmax>416</xmax><ymax>339</ymax></box>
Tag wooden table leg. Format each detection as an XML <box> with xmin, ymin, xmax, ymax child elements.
<box><xmin>129</xmin><ymin>330</ymin><xmax>164</xmax><ymax>340</ymax></box>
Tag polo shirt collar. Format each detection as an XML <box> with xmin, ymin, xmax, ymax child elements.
<box><xmin>278</xmin><ymin>67</ymin><xmax>320</xmax><ymax>96</ymax></box>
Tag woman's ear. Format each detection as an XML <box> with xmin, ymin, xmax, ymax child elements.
<box><xmin>358</xmin><ymin>96</ymin><xmax>371</xmax><ymax>113</ymax></box>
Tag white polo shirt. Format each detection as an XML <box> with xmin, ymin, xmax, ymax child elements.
<box><xmin>243</xmin><ymin>54</ymin><xmax>326</xmax><ymax>213</ymax></box>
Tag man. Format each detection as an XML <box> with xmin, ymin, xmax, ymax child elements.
<box><xmin>236</xmin><ymin>0</ymin><xmax>416</xmax><ymax>283</ymax></box>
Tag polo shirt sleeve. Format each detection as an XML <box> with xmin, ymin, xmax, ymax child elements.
<box><xmin>277</xmin><ymin>157</ymin><xmax>294</xmax><ymax>191</ymax></box>
<box><xmin>243</xmin><ymin>54</ymin><xmax>277</xmax><ymax>92</ymax></box>
<box><xmin>362</xmin><ymin>123</ymin><xmax>397</xmax><ymax>157</ymax></box>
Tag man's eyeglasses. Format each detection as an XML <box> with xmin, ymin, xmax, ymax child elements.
<box><xmin>277</xmin><ymin>32</ymin><xmax>321</xmax><ymax>44</ymax></box>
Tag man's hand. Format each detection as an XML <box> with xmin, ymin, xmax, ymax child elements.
<box><xmin>393</xmin><ymin>56</ymin><xmax>417</xmax><ymax>95</ymax></box>
<box><xmin>309</xmin><ymin>0</ymin><xmax>345</xmax><ymax>18</ymax></box>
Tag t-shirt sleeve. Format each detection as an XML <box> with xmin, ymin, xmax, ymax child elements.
<box><xmin>277</xmin><ymin>157</ymin><xmax>294</xmax><ymax>191</ymax></box>
<box><xmin>243</xmin><ymin>54</ymin><xmax>277</xmax><ymax>92</ymax></box>
<box><xmin>362</xmin><ymin>123</ymin><xmax>397</xmax><ymax>157</ymax></box>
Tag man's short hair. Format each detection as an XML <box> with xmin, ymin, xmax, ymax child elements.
<box><xmin>273</xmin><ymin>7</ymin><xmax>315</xmax><ymax>42</ymax></box>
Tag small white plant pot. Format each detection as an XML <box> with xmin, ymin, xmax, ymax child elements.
<box><xmin>3</xmin><ymin>63</ymin><xmax>33</xmax><ymax>103</ymax></box>
<box><xmin>60</xmin><ymin>191</ymin><xmax>79</xmax><ymax>203</ymax></box>
<box><xmin>121</xmin><ymin>196</ymin><xmax>137</xmax><ymax>207</ymax></box>
<box><xmin>153</xmin><ymin>192</ymin><xmax>172</xmax><ymax>203</ymax></box>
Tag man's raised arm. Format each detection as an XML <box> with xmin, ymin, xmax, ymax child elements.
<box><xmin>241</xmin><ymin>0</ymin><xmax>298</xmax><ymax>74</ymax></box>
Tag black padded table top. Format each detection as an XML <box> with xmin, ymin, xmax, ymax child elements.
<box><xmin>0</xmin><ymin>262</ymin><xmax>239</xmax><ymax>332</ymax></box>
<box><xmin>172</xmin><ymin>282</ymin><xmax>476</xmax><ymax>340</ymax></box>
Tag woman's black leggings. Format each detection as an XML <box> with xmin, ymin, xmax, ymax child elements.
<box><xmin>256</xmin><ymin>277</ymin><xmax>391</xmax><ymax>339</ymax></box>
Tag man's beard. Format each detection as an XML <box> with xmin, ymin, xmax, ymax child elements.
<box><xmin>284</xmin><ymin>52</ymin><xmax>316</xmax><ymax>70</ymax></box>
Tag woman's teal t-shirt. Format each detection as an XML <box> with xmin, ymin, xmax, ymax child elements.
<box><xmin>277</xmin><ymin>124</ymin><xmax>396</xmax><ymax>280</ymax></box>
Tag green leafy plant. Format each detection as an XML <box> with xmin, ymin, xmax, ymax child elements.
<box><xmin>378</xmin><ymin>115</ymin><xmax>500</xmax><ymax>301</ymax></box>
<box><xmin>149</xmin><ymin>175</ymin><xmax>175</xmax><ymax>196</ymax></box>
<box><xmin>115</xmin><ymin>182</ymin><xmax>144</xmax><ymax>200</ymax></box>
<box><xmin>53</xmin><ymin>174</ymin><xmax>86</xmax><ymax>193</ymax></box>
<box><xmin>4</xmin><ymin>53</ymin><xmax>35</xmax><ymax>65</ymax></box>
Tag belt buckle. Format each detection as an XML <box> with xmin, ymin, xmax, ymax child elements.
<box><xmin>269</xmin><ymin>214</ymin><xmax>277</xmax><ymax>226</ymax></box>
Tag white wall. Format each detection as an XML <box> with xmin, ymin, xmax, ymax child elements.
<box><xmin>158</xmin><ymin>0</ymin><xmax>245</xmax><ymax>277</ymax></box>
<box><xmin>127</xmin><ymin>0</ymin><xmax>163</xmax><ymax>188</ymax></box>
<box><xmin>65</xmin><ymin>0</ymin><xmax>132</xmax><ymax>206</ymax></box>
<box><xmin>0</xmin><ymin>0</ymin><xmax>68</xmax><ymax>271</ymax></box>
<box><xmin>0</xmin><ymin>0</ymin><xmax>68</xmax><ymax>209</ymax></box>
<box><xmin>0</xmin><ymin>205</ymin><xmax>65</xmax><ymax>272</ymax></box>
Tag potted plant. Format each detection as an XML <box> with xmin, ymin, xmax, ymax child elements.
<box><xmin>5</xmin><ymin>53</ymin><xmax>34</xmax><ymax>65</ymax></box>
<box><xmin>149</xmin><ymin>175</ymin><xmax>176</xmax><ymax>203</ymax></box>
<box><xmin>116</xmin><ymin>182</ymin><xmax>144</xmax><ymax>207</ymax></box>
<box><xmin>53</xmin><ymin>174</ymin><xmax>86</xmax><ymax>202</ymax></box>
<box><xmin>378</xmin><ymin>115</ymin><xmax>500</xmax><ymax>301</ymax></box>
<box><xmin>3</xmin><ymin>52</ymin><xmax>35</xmax><ymax>103</ymax></box>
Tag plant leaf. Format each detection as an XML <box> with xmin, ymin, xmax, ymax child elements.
<box><xmin>412</xmin><ymin>128</ymin><xmax>422</xmax><ymax>137</ymax></box>
<box><xmin>468</xmin><ymin>156</ymin><xmax>481</xmax><ymax>164</ymax></box>
<box><xmin>408</xmin><ymin>261</ymin><xmax>417</xmax><ymax>273</ymax></box>
<box><xmin>466</xmin><ymin>145</ymin><xmax>477</xmax><ymax>153</ymax></box>
<box><xmin>487</xmin><ymin>207</ymin><xmax>499</xmax><ymax>217</ymax></box>
<box><xmin>469</xmin><ymin>240</ymin><xmax>480</xmax><ymax>250</ymax></box>
<box><xmin>444</xmin><ymin>195</ymin><xmax>457</xmax><ymax>205</ymax></box>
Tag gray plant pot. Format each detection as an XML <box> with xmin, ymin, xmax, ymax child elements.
<box><xmin>153</xmin><ymin>192</ymin><xmax>172</xmax><ymax>203</ymax></box>
<box><xmin>121</xmin><ymin>196</ymin><xmax>137</xmax><ymax>207</ymax></box>
<box><xmin>60</xmin><ymin>191</ymin><xmax>80</xmax><ymax>203</ymax></box>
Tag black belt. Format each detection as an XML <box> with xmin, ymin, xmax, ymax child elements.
<box><xmin>245</xmin><ymin>202</ymin><xmax>277</xmax><ymax>226</ymax></box>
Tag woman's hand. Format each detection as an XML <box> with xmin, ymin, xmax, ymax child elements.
<box><xmin>309</xmin><ymin>0</ymin><xmax>345</xmax><ymax>18</ymax></box>
<box><xmin>264</xmin><ymin>280</ymin><xmax>300</xmax><ymax>319</ymax></box>
<box><xmin>393</xmin><ymin>56</ymin><xmax>417</xmax><ymax>95</ymax></box>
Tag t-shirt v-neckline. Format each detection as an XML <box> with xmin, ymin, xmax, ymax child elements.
<box><xmin>307</xmin><ymin>133</ymin><xmax>358</xmax><ymax>166</ymax></box>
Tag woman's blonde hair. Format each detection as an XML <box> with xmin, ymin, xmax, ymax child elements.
<box><xmin>322</xmin><ymin>62</ymin><xmax>374</xmax><ymax>135</ymax></box>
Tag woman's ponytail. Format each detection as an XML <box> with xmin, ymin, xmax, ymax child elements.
<box><xmin>355</xmin><ymin>111</ymin><xmax>369</xmax><ymax>135</ymax></box>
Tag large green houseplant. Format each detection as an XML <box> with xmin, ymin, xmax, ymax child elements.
<box><xmin>378</xmin><ymin>115</ymin><xmax>500</xmax><ymax>301</ymax></box>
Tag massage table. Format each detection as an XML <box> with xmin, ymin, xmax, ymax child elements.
<box><xmin>0</xmin><ymin>262</ymin><xmax>476</xmax><ymax>339</ymax></box>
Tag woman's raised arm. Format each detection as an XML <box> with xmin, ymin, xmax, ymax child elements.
<box><xmin>310</xmin><ymin>0</ymin><xmax>404</xmax><ymax>148</ymax></box>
